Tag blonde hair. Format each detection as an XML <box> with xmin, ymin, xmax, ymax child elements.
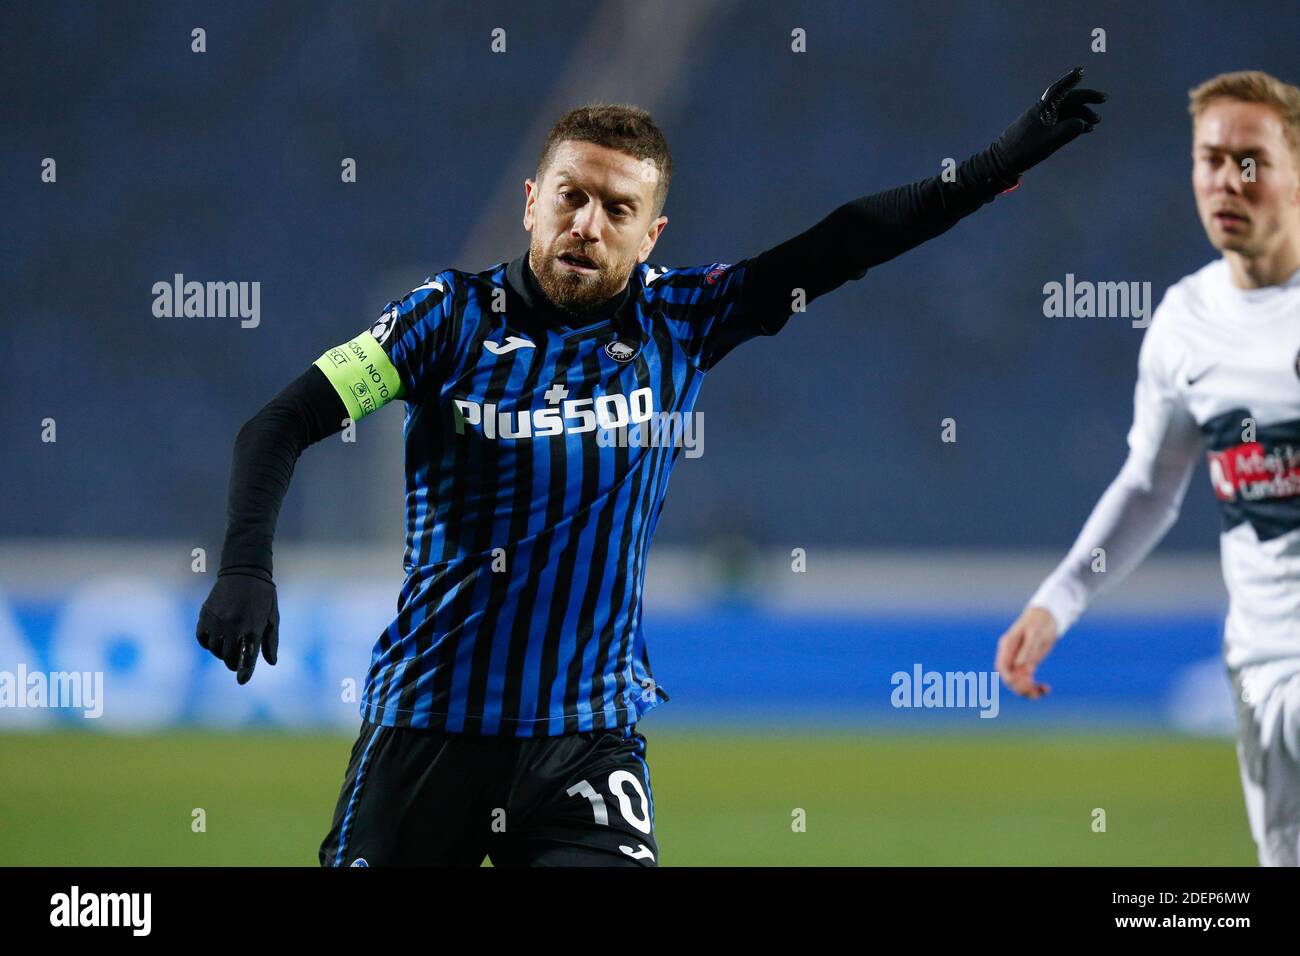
<box><xmin>1188</xmin><ymin>70</ymin><xmax>1300</xmax><ymax>164</ymax></box>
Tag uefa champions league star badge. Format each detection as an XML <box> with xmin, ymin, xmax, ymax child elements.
<box><xmin>605</xmin><ymin>340</ymin><xmax>639</xmax><ymax>363</ymax></box>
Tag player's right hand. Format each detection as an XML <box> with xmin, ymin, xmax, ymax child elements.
<box><xmin>994</xmin><ymin>606</ymin><xmax>1059</xmax><ymax>699</ymax></box>
<box><xmin>196</xmin><ymin>569</ymin><xmax>280</xmax><ymax>684</ymax></box>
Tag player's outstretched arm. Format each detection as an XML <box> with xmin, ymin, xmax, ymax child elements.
<box><xmin>995</xmin><ymin>443</ymin><xmax>1200</xmax><ymax>699</ymax></box>
<box><xmin>196</xmin><ymin>366</ymin><xmax>347</xmax><ymax>683</ymax></box>
<box><xmin>741</xmin><ymin>68</ymin><xmax>1106</xmax><ymax>318</ymax></box>
<box><xmin>996</xmin><ymin>291</ymin><xmax>1202</xmax><ymax>700</ymax></box>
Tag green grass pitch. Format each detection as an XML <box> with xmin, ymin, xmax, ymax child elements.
<box><xmin>0</xmin><ymin>730</ymin><xmax>1256</xmax><ymax>866</ymax></box>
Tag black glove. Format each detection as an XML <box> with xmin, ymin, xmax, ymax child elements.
<box><xmin>196</xmin><ymin>567</ymin><xmax>280</xmax><ymax>684</ymax></box>
<box><xmin>992</xmin><ymin>67</ymin><xmax>1106</xmax><ymax>181</ymax></box>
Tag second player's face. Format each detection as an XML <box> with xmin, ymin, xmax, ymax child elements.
<box><xmin>524</xmin><ymin>140</ymin><xmax>667</xmax><ymax>314</ymax></box>
<box><xmin>1192</xmin><ymin>100</ymin><xmax>1300</xmax><ymax>256</ymax></box>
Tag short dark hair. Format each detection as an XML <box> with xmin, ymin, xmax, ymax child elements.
<box><xmin>535</xmin><ymin>104</ymin><xmax>672</xmax><ymax>218</ymax></box>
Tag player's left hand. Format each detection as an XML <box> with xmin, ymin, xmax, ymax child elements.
<box><xmin>992</xmin><ymin>66</ymin><xmax>1107</xmax><ymax>180</ymax></box>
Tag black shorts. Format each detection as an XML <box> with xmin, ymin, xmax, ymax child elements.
<box><xmin>319</xmin><ymin>719</ymin><xmax>658</xmax><ymax>867</ymax></box>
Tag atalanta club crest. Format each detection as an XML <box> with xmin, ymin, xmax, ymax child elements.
<box><xmin>704</xmin><ymin>264</ymin><xmax>730</xmax><ymax>285</ymax></box>
<box><xmin>605</xmin><ymin>340</ymin><xmax>639</xmax><ymax>363</ymax></box>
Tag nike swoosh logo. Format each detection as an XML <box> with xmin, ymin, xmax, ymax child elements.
<box><xmin>1186</xmin><ymin>365</ymin><xmax>1216</xmax><ymax>387</ymax></box>
<box><xmin>619</xmin><ymin>843</ymin><xmax>655</xmax><ymax>861</ymax></box>
<box><xmin>484</xmin><ymin>335</ymin><xmax>536</xmax><ymax>355</ymax></box>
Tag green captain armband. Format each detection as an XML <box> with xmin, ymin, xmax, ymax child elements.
<box><xmin>313</xmin><ymin>332</ymin><xmax>404</xmax><ymax>421</ymax></box>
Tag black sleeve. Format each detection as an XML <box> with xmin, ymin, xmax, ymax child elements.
<box><xmin>741</xmin><ymin>144</ymin><xmax>1019</xmax><ymax>321</ymax></box>
<box><xmin>217</xmin><ymin>365</ymin><xmax>349</xmax><ymax>578</ymax></box>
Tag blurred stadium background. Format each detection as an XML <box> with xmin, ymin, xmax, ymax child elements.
<box><xmin>5</xmin><ymin>0</ymin><xmax>1294</xmax><ymax>864</ymax></box>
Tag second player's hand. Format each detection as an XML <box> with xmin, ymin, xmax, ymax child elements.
<box><xmin>993</xmin><ymin>66</ymin><xmax>1107</xmax><ymax>179</ymax></box>
<box><xmin>995</xmin><ymin>606</ymin><xmax>1059</xmax><ymax>699</ymax></box>
<box><xmin>195</xmin><ymin>569</ymin><xmax>280</xmax><ymax>684</ymax></box>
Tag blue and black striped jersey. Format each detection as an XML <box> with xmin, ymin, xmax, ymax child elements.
<box><xmin>316</xmin><ymin>251</ymin><xmax>790</xmax><ymax>735</ymax></box>
<box><xmin>228</xmin><ymin>151</ymin><xmax>1014</xmax><ymax>724</ymax></box>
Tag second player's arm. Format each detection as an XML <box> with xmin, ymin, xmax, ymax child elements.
<box><xmin>996</xmin><ymin>302</ymin><xmax>1204</xmax><ymax>698</ymax></box>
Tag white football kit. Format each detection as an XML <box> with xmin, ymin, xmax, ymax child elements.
<box><xmin>1030</xmin><ymin>257</ymin><xmax>1300</xmax><ymax>866</ymax></box>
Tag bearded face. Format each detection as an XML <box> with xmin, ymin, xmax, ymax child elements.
<box><xmin>523</xmin><ymin>139</ymin><xmax>667</xmax><ymax>315</ymax></box>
